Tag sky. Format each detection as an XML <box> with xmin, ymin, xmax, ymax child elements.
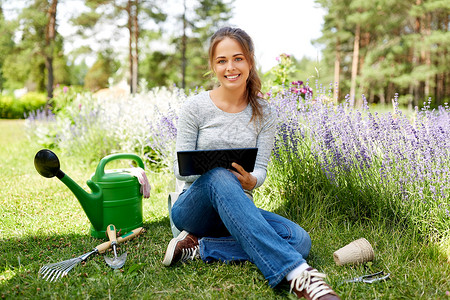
<box><xmin>229</xmin><ymin>0</ymin><xmax>325</xmax><ymax>71</ymax></box>
<box><xmin>3</xmin><ymin>0</ymin><xmax>326</xmax><ymax>72</ymax></box>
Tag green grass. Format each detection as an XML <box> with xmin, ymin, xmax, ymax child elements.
<box><xmin>0</xmin><ymin>120</ymin><xmax>449</xmax><ymax>299</ymax></box>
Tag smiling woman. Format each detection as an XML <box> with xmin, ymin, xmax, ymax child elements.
<box><xmin>162</xmin><ymin>26</ymin><xmax>341</xmax><ymax>300</ymax></box>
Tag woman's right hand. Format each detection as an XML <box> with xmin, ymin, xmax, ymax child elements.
<box><xmin>229</xmin><ymin>162</ymin><xmax>257</xmax><ymax>190</ymax></box>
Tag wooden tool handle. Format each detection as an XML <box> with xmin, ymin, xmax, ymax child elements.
<box><xmin>96</xmin><ymin>240</ymin><xmax>111</xmax><ymax>253</ymax></box>
<box><xmin>117</xmin><ymin>227</ymin><xmax>144</xmax><ymax>243</ymax></box>
<box><xmin>106</xmin><ymin>224</ymin><xmax>117</xmax><ymax>243</ymax></box>
<box><xmin>95</xmin><ymin>227</ymin><xmax>144</xmax><ymax>253</ymax></box>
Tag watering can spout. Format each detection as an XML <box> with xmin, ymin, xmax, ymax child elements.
<box><xmin>59</xmin><ymin>174</ymin><xmax>104</xmax><ymax>230</ymax></box>
<box><xmin>34</xmin><ymin>149</ymin><xmax>104</xmax><ymax>231</ymax></box>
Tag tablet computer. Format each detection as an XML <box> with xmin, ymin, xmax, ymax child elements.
<box><xmin>177</xmin><ymin>147</ymin><xmax>258</xmax><ymax>176</ymax></box>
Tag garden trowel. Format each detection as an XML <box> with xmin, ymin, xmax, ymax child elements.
<box><xmin>104</xmin><ymin>224</ymin><xmax>127</xmax><ymax>269</ymax></box>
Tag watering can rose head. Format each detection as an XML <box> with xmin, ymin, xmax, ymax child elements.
<box><xmin>34</xmin><ymin>149</ymin><xmax>64</xmax><ymax>179</ymax></box>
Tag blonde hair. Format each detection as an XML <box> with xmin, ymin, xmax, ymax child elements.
<box><xmin>208</xmin><ymin>27</ymin><xmax>263</xmax><ymax>123</ymax></box>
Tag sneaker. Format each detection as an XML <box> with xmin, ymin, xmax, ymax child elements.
<box><xmin>288</xmin><ymin>267</ymin><xmax>340</xmax><ymax>300</ymax></box>
<box><xmin>162</xmin><ymin>230</ymin><xmax>200</xmax><ymax>266</ymax></box>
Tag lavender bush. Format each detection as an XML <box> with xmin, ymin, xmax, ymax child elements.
<box><xmin>268</xmin><ymin>88</ymin><xmax>449</xmax><ymax>244</ymax></box>
<box><xmin>26</xmin><ymin>86</ymin><xmax>185</xmax><ymax>170</ymax></box>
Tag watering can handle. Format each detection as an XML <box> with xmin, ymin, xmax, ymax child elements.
<box><xmin>93</xmin><ymin>153</ymin><xmax>145</xmax><ymax>182</ymax></box>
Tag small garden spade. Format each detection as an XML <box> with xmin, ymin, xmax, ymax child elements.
<box><xmin>104</xmin><ymin>224</ymin><xmax>128</xmax><ymax>269</ymax></box>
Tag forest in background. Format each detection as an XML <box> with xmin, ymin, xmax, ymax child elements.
<box><xmin>316</xmin><ymin>0</ymin><xmax>449</xmax><ymax>108</ymax></box>
<box><xmin>0</xmin><ymin>0</ymin><xmax>448</xmax><ymax>109</ymax></box>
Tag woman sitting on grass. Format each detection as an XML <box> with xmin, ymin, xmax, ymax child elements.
<box><xmin>162</xmin><ymin>26</ymin><xmax>340</xmax><ymax>300</ymax></box>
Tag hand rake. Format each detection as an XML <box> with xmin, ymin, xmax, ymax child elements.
<box><xmin>39</xmin><ymin>227</ymin><xmax>143</xmax><ymax>281</ymax></box>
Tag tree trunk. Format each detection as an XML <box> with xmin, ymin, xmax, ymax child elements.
<box><xmin>45</xmin><ymin>0</ymin><xmax>58</xmax><ymax>104</ymax></box>
<box><xmin>386</xmin><ymin>82</ymin><xmax>394</xmax><ymax>104</ymax></box>
<box><xmin>423</xmin><ymin>12</ymin><xmax>431</xmax><ymax>101</ymax></box>
<box><xmin>379</xmin><ymin>90</ymin><xmax>385</xmax><ymax>105</ymax></box>
<box><xmin>412</xmin><ymin>0</ymin><xmax>422</xmax><ymax>107</ymax></box>
<box><xmin>408</xmin><ymin>84</ymin><xmax>414</xmax><ymax>110</ymax></box>
<box><xmin>356</xmin><ymin>31</ymin><xmax>370</xmax><ymax>107</ymax></box>
<box><xmin>132</xmin><ymin>0</ymin><xmax>139</xmax><ymax>94</ymax></box>
<box><xmin>333</xmin><ymin>37</ymin><xmax>340</xmax><ymax>104</ymax></box>
<box><xmin>349</xmin><ymin>23</ymin><xmax>360</xmax><ymax>107</ymax></box>
<box><xmin>181</xmin><ymin>0</ymin><xmax>187</xmax><ymax>90</ymax></box>
<box><xmin>127</xmin><ymin>0</ymin><xmax>133</xmax><ymax>93</ymax></box>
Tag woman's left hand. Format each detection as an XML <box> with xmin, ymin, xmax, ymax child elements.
<box><xmin>229</xmin><ymin>162</ymin><xmax>257</xmax><ymax>190</ymax></box>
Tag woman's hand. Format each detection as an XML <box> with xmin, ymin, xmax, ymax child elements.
<box><xmin>229</xmin><ymin>162</ymin><xmax>257</xmax><ymax>190</ymax></box>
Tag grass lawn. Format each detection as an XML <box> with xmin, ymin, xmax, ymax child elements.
<box><xmin>0</xmin><ymin>119</ymin><xmax>449</xmax><ymax>299</ymax></box>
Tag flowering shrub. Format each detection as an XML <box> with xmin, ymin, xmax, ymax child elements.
<box><xmin>263</xmin><ymin>54</ymin><xmax>314</xmax><ymax>106</ymax></box>
<box><xmin>269</xmin><ymin>53</ymin><xmax>296</xmax><ymax>87</ymax></box>
<box><xmin>26</xmin><ymin>86</ymin><xmax>185</xmax><ymax>170</ymax></box>
<box><xmin>269</xmin><ymin>90</ymin><xmax>449</xmax><ymax>243</ymax></box>
<box><xmin>290</xmin><ymin>80</ymin><xmax>313</xmax><ymax>100</ymax></box>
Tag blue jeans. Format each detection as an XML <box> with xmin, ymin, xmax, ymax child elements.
<box><xmin>171</xmin><ymin>167</ymin><xmax>311</xmax><ymax>287</ymax></box>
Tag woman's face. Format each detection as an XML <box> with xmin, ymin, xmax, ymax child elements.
<box><xmin>212</xmin><ymin>37</ymin><xmax>251</xmax><ymax>92</ymax></box>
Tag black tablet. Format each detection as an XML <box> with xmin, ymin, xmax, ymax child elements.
<box><xmin>177</xmin><ymin>148</ymin><xmax>258</xmax><ymax>176</ymax></box>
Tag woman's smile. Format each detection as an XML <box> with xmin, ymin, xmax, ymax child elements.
<box><xmin>225</xmin><ymin>74</ymin><xmax>240</xmax><ymax>80</ymax></box>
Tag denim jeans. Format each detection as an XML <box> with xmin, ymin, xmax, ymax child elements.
<box><xmin>171</xmin><ymin>167</ymin><xmax>312</xmax><ymax>287</ymax></box>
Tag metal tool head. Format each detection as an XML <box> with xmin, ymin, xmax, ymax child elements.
<box><xmin>345</xmin><ymin>270</ymin><xmax>390</xmax><ymax>283</ymax></box>
<box><xmin>39</xmin><ymin>249</ymin><xmax>97</xmax><ymax>281</ymax></box>
<box><xmin>104</xmin><ymin>252</ymin><xmax>127</xmax><ymax>269</ymax></box>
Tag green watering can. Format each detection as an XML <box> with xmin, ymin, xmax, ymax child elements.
<box><xmin>34</xmin><ymin>149</ymin><xmax>145</xmax><ymax>238</ymax></box>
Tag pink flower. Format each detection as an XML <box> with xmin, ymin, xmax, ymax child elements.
<box><xmin>291</xmin><ymin>81</ymin><xmax>303</xmax><ymax>86</ymax></box>
<box><xmin>63</xmin><ymin>86</ymin><xmax>68</xmax><ymax>93</ymax></box>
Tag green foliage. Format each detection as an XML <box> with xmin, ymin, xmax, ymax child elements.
<box><xmin>0</xmin><ymin>94</ymin><xmax>16</xmax><ymax>118</ymax></box>
<box><xmin>1</xmin><ymin>0</ymin><xmax>71</xmax><ymax>94</ymax></box>
<box><xmin>265</xmin><ymin>54</ymin><xmax>296</xmax><ymax>88</ymax></box>
<box><xmin>314</xmin><ymin>0</ymin><xmax>449</xmax><ymax>107</ymax></box>
<box><xmin>0</xmin><ymin>92</ymin><xmax>46</xmax><ymax>119</ymax></box>
<box><xmin>26</xmin><ymin>87</ymin><xmax>183</xmax><ymax>169</ymax></box>
<box><xmin>262</xmin><ymin>54</ymin><xmax>318</xmax><ymax>100</ymax></box>
<box><xmin>19</xmin><ymin>92</ymin><xmax>47</xmax><ymax>111</ymax></box>
<box><xmin>154</xmin><ymin>0</ymin><xmax>234</xmax><ymax>90</ymax></box>
<box><xmin>84</xmin><ymin>51</ymin><xmax>120</xmax><ymax>92</ymax></box>
<box><xmin>139</xmin><ymin>50</ymin><xmax>178</xmax><ymax>89</ymax></box>
<box><xmin>50</xmin><ymin>85</ymin><xmax>85</xmax><ymax>113</ymax></box>
<box><xmin>0</xmin><ymin>8</ymin><xmax>16</xmax><ymax>91</ymax></box>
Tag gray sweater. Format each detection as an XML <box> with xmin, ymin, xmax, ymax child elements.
<box><xmin>173</xmin><ymin>91</ymin><xmax>276</xmax><ymax>193</ymax></box>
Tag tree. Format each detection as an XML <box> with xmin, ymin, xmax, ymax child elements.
<box><xmin>0</xmin><ymin>3</ymin><xmax>16</xmax><ymax>91</ymax></box>
<box><xmin>172</xmin><ymin>0</ymin><xmax>234</xmax><ymax>90</ymax></box>
<box><xmin>44</xmin><ymin>0</ymin><xmax>57</xmax><ymax>101</ymax></box>
<box><xmin>2</xmin><ymin>0</ymin><xmax>69</xmax><ymax>100</ymax></box>
<box><xmin>84</xmin><ymin>50</ymin><xmax>120</xmax><ymax>91</ymax></box>
<box><xmin>315</xmin><ymin>0</ymin><xmax>449</xmax><ymax>107</ymax></box>
<box><xmin>314</xmin><ymin>0</ymin><xmax>353</xmax><ymax>103</ymax></box>
<box><xmin>72</xmin><ymin>0</ymin><xmax>166</xmax><ymax>94</ymax></box>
